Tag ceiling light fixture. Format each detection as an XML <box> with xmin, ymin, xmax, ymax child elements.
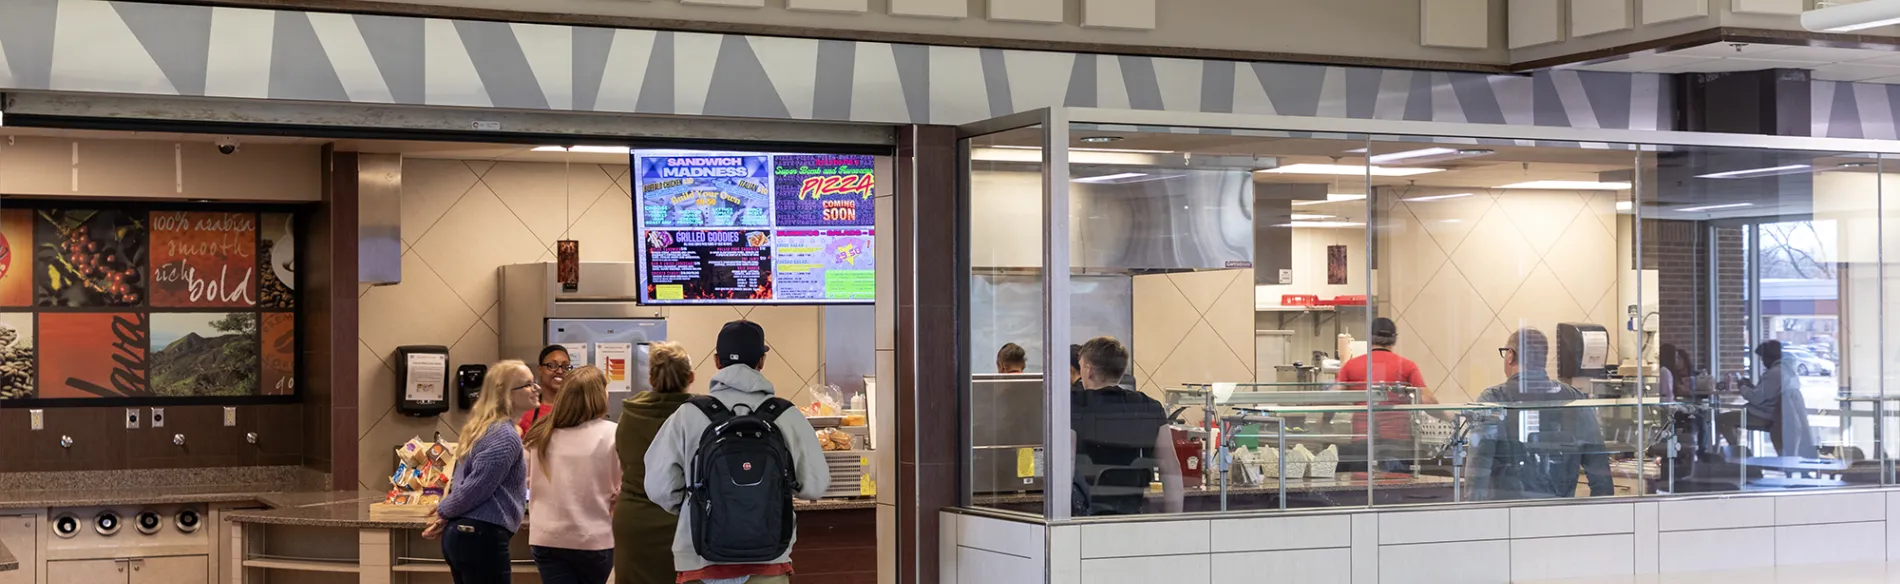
<box><xmin>990</xmin><ymin>145</ymin><xmax>1177</xmax><ymax>154</ymax></box>
<box><xmin>1368</xmin><ymin>148</ymin><xmax>1495</xmax><ymax>165</ymax></box>
<box><xmin>1615</xmin><ymin>201</ymin><xmax>1634</xmax><ymax>212</ymax></box>
<box><xmin>1402</xmin><ymin>192</ymin><xmax>1475</xmax><ymax>202</ymax></box>
<box><xmin>1291</xmin><ymin>194</ymin><xmax>1369</xmax><ymax>206</ymax></box>
<box><xmin>1079</xmin><ymin>136</ymin><xmax>1124</xmax><ymax>143</ymax></box>
<box><xmin>1802</xmin><ymin>0</ymin><xmax>1900</xmax><ymax>32</ymax></box>
<box><xmin>1835</xmin><ymin>162</ymin><xmax>1880</xmax><ymax>169</ymax></box>
<box><xmin>1262</xmin><ymin>163</ymin><xmax>1444</xmax><ymax>177</ymax></box>
<box><xmin>533</xmin><ymin>145</ymin><xmax>632</xmax><ymax>154</ymax></box>
<box><xmin>1676</xmin><ymin>202</ymin><xmax>1754</xmax><ymax>213</ymax></box>
<box><xmin>1072</xmin><ymin>173</ymin><xmax>1149</xmax><ymax>183</ymax></box>
<box><xmin>1276</xmin><ymin>221</ymin><xmax>1366</xmax><ymax>229</ymax></box>
<box><xmin>1695</xmin><ymin>164</ymin><xmax>1812</xmax><ymax>179</ymax></box>
<box><xmin>1496</xmin><ymin>180</ymin><xmax>1632</xmax><ymax>190</ymax></box>
<box><xmin>1290</xmin><ymin>214</ymin><xmax>1336</xmax><ymax>220</ymax></box>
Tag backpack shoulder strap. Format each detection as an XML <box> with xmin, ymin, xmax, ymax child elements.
<box><xmin>753</xmin><ymin>397</ymin><xmax>796</xmax><ymax>422</ymax></box>
<box><xmin>688</xmin><ymin>395</ymin><xmax>735</xmax><ymax>425</ymax></box>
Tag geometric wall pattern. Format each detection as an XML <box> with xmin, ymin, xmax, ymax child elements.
<box><xmin>1130</xmin><ymin>270</ymin><xmax>1259</xmax><ymax>406</ymax></box>
<box><xmin>0</xmin><ymin>0</ymin><xmax>1673</xmax><ymax>131</ymax></box>
<box><xmin>1378</xmin><ymin>187</ymin><xmax>1627</xmax><ymax>404</ymax></box>
<box><xmin>1816</xmin><ymin>80</ymin><xmax>1900</xmax><ymax>139</ymax></box>
<box><xmin>352</xmin><ymin>158</ymin><xmax>830</xmax><ymax>492</ymax></box>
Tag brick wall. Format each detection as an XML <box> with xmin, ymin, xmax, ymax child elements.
<box><xmin>1641</xmin><ymin>220</ymin><xmax>1747</xmax><ymax>374</ymax></box>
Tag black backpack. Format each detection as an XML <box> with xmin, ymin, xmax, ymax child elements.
<box><xmin>685</xmin><ymin>395</ymin><xmax>800</xmax><ymax>563</ymax></box>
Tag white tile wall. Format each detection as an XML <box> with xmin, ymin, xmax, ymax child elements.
<box><xmin>1379</xmin><ymin>508</ymin><xmax>1510</xmax><ymax>545</ymax></box>
<box><xmin>1211</xmin><ymin>515</ymin><xmax>1352</xmax><ymax>552</ymax></box>
<box><xmin>1774</xmin><ymin>492</ymin><xmax>1886</xmax><ymax>526</ymax></box>
<box><xmin>1658</xmin><ymin>527</ymin><xmax>1775</xmax><ymax>573</ymax></box>
<box><xmin>1379</xmin><ymin>540</ymin><xmax>1511</xmax><ymax>584</ymax></box>
<box><xmin>1081</xmin><ymin>520</ymin><xmax>1208</xmax><ymax>558</ymax></box>
<box><xmin>1352</xmin><ymin>514</ymin><xmax>1379</xmax><ymax>584</ymax></box>
<box><xmin>1212</xmin><ymin>548</ymin><xmax>1352</xmax><ymax>584</ymax></box>
<box><xmin>1510</xmin><ymin>534</ymin><xmax>1635</xmax><ymax>581</ymax></box>
<box><xmin>940</xmin><ymin>511</ymin><xmax>959</xmax><ymax>584</ymax></box>
<box><xmin>1634</xmin><ymin>502</ymin><xmax>1659</xmax><ymax>574</ymax></box>
<box><xmin>1888</xmin><ymin>492</ymin><xmax>1900</xmax><ymax>560</ymax></box>
<box><xmin>1050</xmin><ymin>526</ymin><xmax>1080</xmax><ymax>584</ymax></box>
<box><xmin>1079</xmin><ymin>554</ymin><xmax>1209</xmax><ymax>584</ymax></box>
<box><xmin>1659</xmin><ymin>498</ymin><xmax>1777</xmax><ymax>531</ymax></box>
<box><xmin>1510</xmin><ymin>502</ymin><xmax>1634</xmax><ymax>538</ymax></box>
<box><xmin>958</xmin><ymin>513</ymin><xmax>1046</xmax><ymax>562</ymax></box>
<box><xmin>958</xmin><ymin>547</ymin><xmax>1041</xmax><ymax>584</ymax></box>
<box><xmin>1776</xmin><ymin>522</ymin><xmax>1886</xmax><ymax>566</ymax></box>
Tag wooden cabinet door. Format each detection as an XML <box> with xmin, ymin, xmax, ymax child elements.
<box><xmin>46</xmin><ymin>559</ymin><xmax>127</xmax><ymax>584</ymax></box>
<box><xmin>0</xmin><ymin>516</ymin><xmax>35</xmax><ymax>584</ymax></box>
<box><xmin>128</xmin><ymin>556</ymin><xmax>207</xmax><ymax>584</ymax></box>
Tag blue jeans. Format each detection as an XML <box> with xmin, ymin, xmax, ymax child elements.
<box><xmin>532</xmin><ymin>545</ymin><xmax>615</xmax><ymax>584</ymax></box>
<box><xmin>442</xmin><ymin>518</ymin><xmax>514</xmax><ymax>584</ymax></box>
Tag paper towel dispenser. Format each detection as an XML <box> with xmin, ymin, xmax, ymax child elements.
<box><xmin>1556</xmin><ymin>323</ymin><xmax>1611</xmax><ymax>379</ymax></box>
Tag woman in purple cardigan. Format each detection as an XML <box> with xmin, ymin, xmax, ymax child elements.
<box><xmin>425</xmin><ymin>360</ymin><xmax>538</xmax><ymax>584</ymax></box>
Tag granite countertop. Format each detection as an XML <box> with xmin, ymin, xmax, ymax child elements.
<box><xmin>0</xmin><ymin>484</ymin><xmax>293</xmax><ymax>509</ymax></box>
<box><xmin>224</xmin><ymin>491</ymin><xmax>877</xmax><ymax>529</ymax></box>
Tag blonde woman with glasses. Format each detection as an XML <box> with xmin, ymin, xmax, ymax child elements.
<box><xmin>524</xmin><ymin>366</ymin><xmax>619</xmax><ymax>584</ymax></box>
<box><xmin>426</xmin><ymin>360</ymin><xmax>537</xmax><ymax>584</ymax></box>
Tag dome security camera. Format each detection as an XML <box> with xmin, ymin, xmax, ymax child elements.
<box><xmin>215</xmin><ymin>137</ymin><xmax>240</xmax><ymax>155</ymax></box>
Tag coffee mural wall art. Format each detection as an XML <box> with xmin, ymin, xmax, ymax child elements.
<box><xmin>0</xmin><ymin>202</ymin><xmax>300</xmax><ymax>403</ymax></box>
<box><xmin>34</xmin><ymin>209</ymin><xmax>148</xmax><ymax>307</ymax></box>
<box><xmin>0</xmin><ymin>209</ymin><xmax>33</xmax><ymax>307</ymax></box>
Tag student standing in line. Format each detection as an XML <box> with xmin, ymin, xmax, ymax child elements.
<box><xmin>613</xmin><ymin>342</ymin><xmax>696</xmax><ymax>584</ymax></box>
<box><xmin>426</xmin><ymin>360</ymin><xmax>537</xmax><ymax>584</ymax></box>
<box><xmin>525</xmin><ymin>366</ymin><xmax>620</xmax><ymax>584</ymax></box>
<box><xmin>996</xmin><ymin>343</ymin><xmax>1028</xmax><ymax>374</ymax></box>
<box><xmin>646</xmin><ymin>320</ymin><xmax>829</xmax><ymax>584</ymax></box>
<box><xmin>520</xmin><ymin>345</ymin><xmax>572</xmax><ymax>433</ymax></box>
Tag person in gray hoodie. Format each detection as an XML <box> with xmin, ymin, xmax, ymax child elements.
<box><xmin>644</xmin><ymin>320</ymin><xmax>829</xmax><ymax>584</ymax></box>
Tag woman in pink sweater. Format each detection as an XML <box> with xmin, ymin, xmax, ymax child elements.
<box><xmin>524</xmin><ymin>366</ymin><xmax>620</xmax><ymax>584</ymax></box>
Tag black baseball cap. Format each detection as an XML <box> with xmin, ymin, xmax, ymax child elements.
<box><xmin>718</xmin><ymin>320</ymin><xmax>771</xmax><ymax>365</ymax></box>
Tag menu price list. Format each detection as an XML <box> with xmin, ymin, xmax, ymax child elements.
<box><xmin>774</xmin><ymin>229</ymin><xmax>874</xmax><ymax>301</ymax></box>
<box><xmin>643</xmin><ymin>229</ymin><xmax>773</xmax><ymax>302</ymax></box>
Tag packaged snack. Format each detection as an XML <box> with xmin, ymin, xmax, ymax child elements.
<box><xmin>398</xmin><ymin>438</ymin><xmax>427</xmax><ymax>466</ymax></box>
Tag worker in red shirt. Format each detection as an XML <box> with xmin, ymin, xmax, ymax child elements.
<box><xmin>1333</xmin><ymin>317</ymin><xmax>1438</xmax><ymax>473</ymax></box>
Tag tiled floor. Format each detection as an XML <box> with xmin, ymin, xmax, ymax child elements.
<box><xmin>1524</xmin><ymin>562</ymin><xmax>1900</xmax><ymax>583</ymax></box>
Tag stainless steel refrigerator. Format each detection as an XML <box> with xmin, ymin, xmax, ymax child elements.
<box><xmin>500</xmin><ymin>262</ymin><xmax>668</xmax><ymax>404</ymax></box>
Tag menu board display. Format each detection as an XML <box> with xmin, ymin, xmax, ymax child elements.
<box><xmin>634</xmin><ymin>150</ymin><xmax>876</xmax><ymax>305</ymax></box>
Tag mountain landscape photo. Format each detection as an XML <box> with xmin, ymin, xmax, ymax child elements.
<box><xmin>151</xmin><ymin>313</ymin><xmax>257</xmax><ymax>396</ymax></box>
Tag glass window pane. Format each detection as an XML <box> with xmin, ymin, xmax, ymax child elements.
<box><xmin>1645</xmin><ymin>146</ymin><xmax>1878</xmax><ymax>494</ymax></box>
<box><xmin>965</xmin><ymin>125</ymin><xmax>1050</xmax><ymax>516</ymax></box>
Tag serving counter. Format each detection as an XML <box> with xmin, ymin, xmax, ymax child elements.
<box><xmin>0</xmin><ymin>483</ymin><xmax>874</xmax><ymax>584</ymax></box>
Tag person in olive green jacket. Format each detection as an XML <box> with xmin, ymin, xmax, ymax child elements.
<box><xmin>613</xmin><ymin>342</ymin><xmax>696</xmax><ymax>584</ymax></box>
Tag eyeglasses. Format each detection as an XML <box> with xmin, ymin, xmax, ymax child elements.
<box><xmin>511</xmin><ymin>380</ymin><xmax>540</xmax><ymax>392</ymax></box>
<box><xmin>540</xmin><ymin>363</ymin><xmax>574</xmax><ymax>373</ymax></box>
<box><xmin>1497</xmin><ymin>347</ymin><xmax>1515</xmax><ymax>359</ymax></box>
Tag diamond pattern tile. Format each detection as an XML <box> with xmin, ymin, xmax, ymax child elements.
<box><xmin>1170</xmin><ymin>269</ymin><xmax>1237</xmax><ymax>314</ymax></box>
<box><xmin>400</xmin><ymin>159</ymin><xmax>481</xmax><ymax>246</ymax></box>
<box><xmin>566</xmin><ymin>186</ymin><xmax>638</xmax><ymax>262</ymax></box>
<box><xmin>1380</xmin><ymin>205</ymin><xmax>1448</xmax><ymax>315</ymax></box>
<box><xmin>1449</xmin><ymin>204</ymin><xmax>1541</xmax><ymax>312</ymax></box>
<box><xmin>409</xmin><ymin>182</ymin><xmax>549</xmax><ymax>313</ymax></box>
<box><xmin>1452</xmin><ymin>319</ymin><xmax>1513</xmax><ymax>400</ymax></box>
<box><xmin>1400</xmin><ymin>190</ymin><xmax>1494</xmax><ymax>253</ymax></box>
<box><xmin>1547</xmin><ymin>211</ymin><xmax>1619</xmax><ymax>310</ymax></box>
<box><xmin>1435</xmin><ymin>377</ymin><xmax>1469</xmax><ymax>405</ymax></box>
<box><xmin>1150</xmin><ymin>321</ymin><xmax>1252</xmax><ymax>398</ymax></box>
<box><xmin>1497</xmin><ymin>262</ymin><xmax>1588</xmax><ymax>334</ymax></box>
<box><xmin>358</xmin><ymin>340</ymin><xmax>395</xmax><ymax>440</ymax></box>
<box><xmin>359</xmin><ymin>250</ymin><xmax>483</xmax><ymax>361</ymax></box>
<box><xmin>1582</xmin><ymin>192</ymin><xmax>1622</xmax><ymax>237</ymax></box>
<box><xmin>481</xmin><ymin>162</ymin><xmax>618</xmax><ymax>244</ymax></box>
<box><xmin>1208</xmin><ymin>270</ymin><xmax>1258</xmax><ymax>378</ymax></box>
<box><xmin>745</xmin><ymin>305</ymin><xmax>823</xmax><ymax>383</ymax></box>
<box><xmin>1406</xmin><ymin>266</ymin><xmax>1497</xmax><ymax>375</ymax></box>
<box><xmin>449</xmin><ymin>320</ymin><xmax>499</xmax><ymax>381</ymax></box>
<box><xmin>465</xmin><ymin>161</ymin><xmax>496</xmax><ymax>178</ymax></box>
<box><xmin>1587</xmin><ymin>287</ymin><xmax>1624</xmax><ymax>363</ymax></box>
<box><xmin>1132</xmin><ymin>274</ymin><xmax>1196</xmax><ymax>369</ymax></box>
<box><xmin>480</xmin><ymin>303</ymin><xmax>499</xmax><ymax>332</ymax></box>
<box><xmin>1498</xmin><ymin>190</ymin><xmax>1585</xmax><ymax>256</ymax></box>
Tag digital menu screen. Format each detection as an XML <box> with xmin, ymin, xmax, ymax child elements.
<box><xmin>634</xmin><ymin>150</ymin><xmax>875</xmax><ymax>305</ymax></box>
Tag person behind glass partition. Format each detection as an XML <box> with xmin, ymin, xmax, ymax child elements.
<box><xmin>1070</xmin><ymin>337</ymin><xmax>1184</xmax><ymax>515</ymax></box>
<box><xmin>996</xmin><ymin>343</ymin><xmax>1027</xmax><ymax>374</ymax></box>
<box><xmin>1470</xmin><ymin>328</ymin><xmax>1614</xmax><ymax>501</ymax></box>
<box><xmin>1717</xmin><ymin>340</ymin><xmax>1817</xmax><ymax>459</ymax></box>
<box><xmin>1068</xmin><ymin>344</ymin><xmax>1084</xmax><ymax>392</ymax></box>
<box><xmin>1332</xmin><ymin>317</ymin><xmax>1437</xmax><ymax>473</ymax></box>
